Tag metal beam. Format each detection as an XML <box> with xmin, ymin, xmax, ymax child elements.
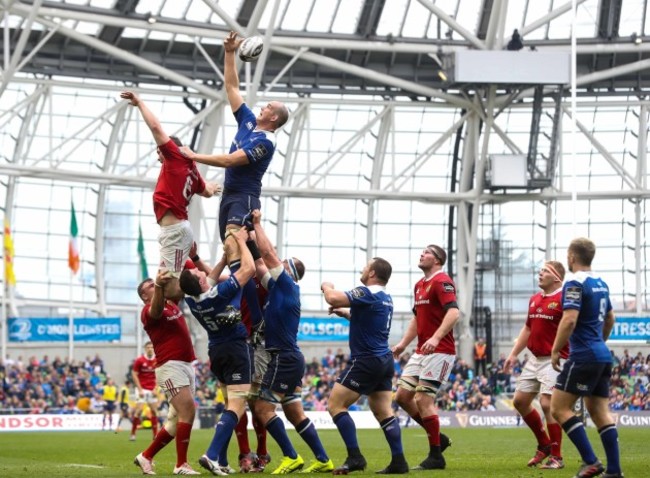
<box><xmin>9</xmin><ymin>4</ymin><xmax>220</xmax><ymax>99</ymax></box>
<box><xmin>0</xmin><ymin>163</ymin><xmax>648</xmax><ymax>202</ymax></box>
<box><xmin>250</xmin><ymin>0</ymin><xmax>280</xmax><ymax>105</ymax></box>
<box><xmin>0</xmin><ymin>0</ymin><xmax>41</xmax><ymax>96</ymax></box>
<box><xmin>416</xmin><ymin>0</ymin><xmax>486</xmax><ymax>50</ymax></box>
<box><xmin>272</xmin><ymin>45</ymin><xmax>472</xmax><ymax>108</ymax></box>
<box><xmin>519</xmin><ymin>0</ymin><xmax>589</xmax><ymax>40</ymax></box>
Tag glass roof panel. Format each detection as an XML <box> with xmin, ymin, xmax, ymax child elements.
<box><xmin>619</xmin><ymin>0</ymin><xmax>648</xmax><ymax>36</ymax></box>
<box><xmin>280</xmin><ymin>0</ymin><xmax>312</xmax><ymax>31</ymax></box>
<box><xmin>403</xmin><ymin>1</ymin><xmax>431</xmax><ymax>38</ymax></box>
<box><xmin>331</xmin><ymin>0</ymin><xmax>364</xmax><ymax>34</ymax></box>
<box><xmin>185</xmin><ymin>0</ymin><xmax>216</xmax><ymax>23</ymax></box>
<box><xmin>522</xmin><ymin>0</ymin><xmax>552</xmax><ymax>40</ymax></box>
<box><xmin>160</xmin><ymin>0</ymin><xmax>192</xmax><ymax>18</ymax></box>
<box><xmin>377</xmin><ymin>0</ymin><xmax>409</xmax><ymax>36</ymax></box>
<box><xmin>548</xmin><ymin>1</ymin><xmax>599</xmax><ymax>39</ymax></box>
<box><xmin>307</xmin><ymin>0</ymin><xmax>337</xmax><ymax>33</ymax></box>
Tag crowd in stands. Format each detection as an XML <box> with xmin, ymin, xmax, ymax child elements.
<box><xmin>1</xmin><ymin>349</ymin><xmax>649</xmax><ymax>414</ymax></box>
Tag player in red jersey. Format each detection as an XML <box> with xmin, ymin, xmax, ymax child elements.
<box><xmin>130</xmin><ymin>341</ymin><xmax>158</xmax><ymax>441</ymax></box>
<box><xmin>133</xmin><ymin>270</ymin><xmax>200</xmax><ymax>476</ymax></box>
<box><xmin>504</xmin><ymin>260</ymin><xmax>568</xmax><ymax>470</ymax></box>
<box><xmin>392</xmin><ymin>244</ymin><xmax>459</xmax><ymax>471</ymax></box>
<box><xmin>120</xmin><ymin>91</ymin><xmax>219</xmax><ymax>302</ymax></box>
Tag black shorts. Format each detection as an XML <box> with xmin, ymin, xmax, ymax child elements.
<box><xmin>104</xmin><ymin>400</ymin><xmax>116</xmax><ymax>412</ymax></box>
<box><xmin>555</xmin><ymin>359</ymin><xmax>612</xmax><ymax>398</ymax></box>
<box><xmin>219</xmin><ymin>192</ymin><xmax>261</xmax><ymax>240</ymax></box>
<box><xmin>336</xmin><ymin>352</ymin><xmax>394</xmax><ymax>395</ymax></box>
<box><xmin>209</xmin><ymin>339</ymin><xmax>254</xmax><ymax>385</ymax></box>
<box><xmin>120</xmin><ymin>403</ymin><xmax>129</xmax><ymax>414</ymax></box>
<box><xmin>262</xmin><ymin>350</ymin><xmax>305</xmax><ymax>395</ymax></box>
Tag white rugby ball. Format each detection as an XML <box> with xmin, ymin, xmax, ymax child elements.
<box><xmin>238</xmin><ymin>36</ymin><xmax>264</xmax><ymax>62</ymax></box>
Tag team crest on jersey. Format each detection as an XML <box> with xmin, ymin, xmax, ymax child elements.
<box><xmin>350</xmin><ymin>287</ymin><xmax>365</xmax><ymax>298</ymax></box>
<box><xmin>246</xmin><ymin>121</ymin><xmax>254</xmax><ymax>130</ymax></box>
<box><xmin>251</xmin><ymin>144</ymin><xmax>268</xmax><ymax>160</ymax></box>
<box><xmin>565</xmin><ymin>286</ymin><xmax>581</xmax><ymax>301</ymax></box>
<box><xmin>442</xmin><ymin>282</ymin><xmax>455</xmax><ymax>293</ymax></box>
<box><xmin>547</xmin><ymin>302</ymin><xmax>558</xmax><ymax>309</ymax></box>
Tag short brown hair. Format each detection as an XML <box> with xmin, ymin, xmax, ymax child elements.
<box><xmin>569</xmin><ymin>237</ymin><xmax>596</xmax><ymax>266</ymax></box>
<box><xmin>137</xmin><ymin>278</ymin><xmax>153</xmax><ymax>300</ymax></box>
<box><xmin>427</xmin><ymin>244</ymin><xmax>447</xmax><ymax>266</ymax></box>
<box><xmin>371</xmin><ymin>257</ymin><xmax>392</xmax><ymax>285</ymax></box>
<box><xmin>179</xmin><ymin>269</ymin><xmax>202</xmax><ymax>297</ymax></box>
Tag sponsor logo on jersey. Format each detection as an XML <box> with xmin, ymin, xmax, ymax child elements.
<box><xmin>565</xmin><ymin>286</ymin><xmax>581</xmax><ymax>302</ymax></box>
<box><xmin>350</xmin><ymin>287</ymin><xmax>365</xmax><ymax>298</ymax></box>
<box><xmin>442</xmin><ymin>282</ymin><xmax>455</xmax><ymax>293</ymax></box>
<box><xmin>251</xmin><ymin>143</ymin><xmax>268</xmax><ymax>160</ymax></box>
<box><xmin>536</xmin><ymin>307</ymin><xmax>543</xmax><ymax>313</ymax></box>
<box><xmin>246</xmin><ymin>121</ymin><xmax>254</xmax><ymax>130</ymax></box>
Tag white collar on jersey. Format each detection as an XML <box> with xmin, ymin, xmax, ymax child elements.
<box><xmin>542</xmin><ymin>286</ymin><xmax>563</xmax><ymax>297</ymax></box>
<box><xmin>366</xmin><ymin>284</ymin><xmax>386</xmax><ymax>293</ymax></box>
<box><xmin>423</xmin><ymin>269</ymin><xmax>445</xmax><ymax>282</ymax></box>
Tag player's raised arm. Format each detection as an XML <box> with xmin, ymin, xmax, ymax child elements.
<box><xmin>120</xmin><ymin>91</ymin><xmax>170</xmax><ymax>146</ymax></box>
<box><xmin>223</xmin><ymin>31</ymin><xmax>244</xmax><ymax>113</ymax></box>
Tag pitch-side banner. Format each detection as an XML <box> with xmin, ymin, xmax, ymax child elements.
<box><xmin>7</xmin><ymin>317</ymin><xmax>121</xmax><ymax>342</ymax></box>
<box><xmin>0</xmin><ymin>414</ymin><xmax>121</xmax><ymax>432</ymax></box>
<box><xmin>297</xmin><ymin>317</ymin><xmax>349</xmax><ymax>341</ymax></box>
<box><xmin>608</xmin><ymin>316</ymin><xmax>650</xmax><ymax>342</ymax></box>
<box><xmin>241</xmin><ymin>411</ymin><xmax>650</xmax><ymax>430</ymax></box>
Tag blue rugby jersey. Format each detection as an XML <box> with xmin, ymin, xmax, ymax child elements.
<box><xmin>562</xmin><ymin>270</ymin><xmax>613</xmax><ymax>363</ymax></box>
<box><xmin>185</xmin><ymin>276</ymin><xmax>248</xmax><ymax>346</ymax></box>
<box><xmin>345</xmin><ymin>285</ymin><xmax>393</xmax><ymax>359</ymax></box>
<box><xmin>224</xmin><ymin>104</ymin><xmax>275</xmax><ymax>197</ymax></box>
<box><xmin>263</xmin><ymin>270</ymin><xmax>301</xmax><ymax>353</ymax></box>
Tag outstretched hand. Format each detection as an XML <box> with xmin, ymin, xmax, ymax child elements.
<box><xmin>120</xmin><ymin>91</ymin><xmax>140</xmax><ymax>106</ymax></box>
<box><xmin>224</xmin><ymin>31</ymin><xmax>243</xmax><ymax>53</ymax></box>
<box><xmin>179</xmin><ymin>145</ymin><xmax>196</xmax><ymax>159</ymax></box>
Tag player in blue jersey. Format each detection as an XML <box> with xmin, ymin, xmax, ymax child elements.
<box><xmin>181</xmin><ymin>30</ymin><xmax>285</xmax><ymax>364</ymax></box>
<box><xmin>181</xmin><ymin>31</ymin><xmax>289</xmax><ymax>240</ymax></box>
<box><xmin>249</xmin><ymin>209</ymin><xmax>333</xmax><ymax>475</ymax></box>
<box><xmin>550</xmin><ymin>237</ymin><xmax>622</xmax><ymax>478</ymax></box>
<box><xmin>178</xmin><ymin>227</ymin><xmax>256</xmax><ymax>476</ymax></box>
<box><xmin>322</xmin><ymin>258</ymin><xmax>409</xmax><ymax>475</ymax></box>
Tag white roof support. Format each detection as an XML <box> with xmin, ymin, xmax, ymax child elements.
<box><xmin>415</xmin><ymin>0</ymin><xmax>486</xmax><ymax>50</ymax></box>
<box><xmin>519</xmin><ymin>0</ymin><xmax>589</xmax><ymax>40</ymax></box>
<box><xmin>94</xmin><ymin>104</ymin><xmax>128</xmax><ymax>317</ymax></box>
<box><xmin>276</xmin><ymin>102</ymin><xmax>309</xmax><ymax>259</ymax></box>
<box><xmin>366</xmin><ymin>106</ymin><xmax>394</xmax><ymax>262</ymax></box>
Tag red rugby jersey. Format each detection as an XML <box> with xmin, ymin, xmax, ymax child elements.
<box><xmin>153</xmin><ymin>139</ymin><xmax>206</xmax><ymax>223</ymax></box>
<box><xmin>525</xmin><ymin>288</ymin><xmax>569</xmax><ymax>359</ymax></box>
<box><xmin>413</xmin><ymin>271</ymin><xmax>458</xmax><ymax>355</ymax></box>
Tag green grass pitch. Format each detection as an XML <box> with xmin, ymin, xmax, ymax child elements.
<box><xmin>0</xmin><ymin>426</ymin><xmax>645</xmax><ymax>477</ymax></box>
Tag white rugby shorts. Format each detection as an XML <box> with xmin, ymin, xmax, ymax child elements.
<box><xmin>158</xmin><ymin>220</ymin><xmax>193</xmax><ymax>276</ymax></box>
<box><xmin>155</xmin><ymin>360</ymin><xmax>196</xmax><ymax>401</ymax></box>
<box><xmin>517</xmin><ymin>355</ymin><xmax>561</xmax><ymax>395</ymax></box>
<box><xmin>402</xmin><ymin>351</ymin><xmax>455</xmax><ymax>385</ymax></box>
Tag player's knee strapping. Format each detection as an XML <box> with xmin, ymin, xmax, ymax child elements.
<box><xmin>415</xmin><ymin>381</ymin><xmax>441</xmax><ymax>398</ymax></box>
<box><xmin>164</xmin><ymin>406</ymin><xmax>178</xmax><ymax>436</ymax></box>
<box><xmin>397</xmin><ymin>376</ymin><xmax>419</xmax><ymax>392</ymax></box>
<box><xmin>281</xmin><ymin>393</ymin><xmax>301</xmax><ymax>406</ymax></box>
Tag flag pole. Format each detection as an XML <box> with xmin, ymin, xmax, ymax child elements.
<box><xmin>1</xmin><ymin>237</ymin><xmax>7</xmax><ymax>362</ymax></box>
<box><xmin>68</xmin><ymin>268</ymin><xmax>74</xmax><ymax>361</ymax></box>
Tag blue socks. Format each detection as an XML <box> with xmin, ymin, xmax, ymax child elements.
<box><xmin>562</xmin><ymin>416</ymin><xmax>598</xmax><ymax>465</ymax></box>
<box><xmin>598</xmin><ymin>424</ymin><xmax>621</xmax><ymax>474</ymax></box>
<box><xmin>333</xmin><ymin>411</ymin><xmax>359</xmax><ymax>451</ymax></box>
<box><xmin>206</xmin><ymin>410</ymin><xmax>238</xmax><ymax>462</ymax></box>
<box><xmin>296</xmin><ymin>418</ymin><xmax>328</xmax><ymax>462</ymax></box>
<box><xmin>380</xmin><ymin>416</ymin><xmax>404</xmax><ymax>456</ymax></box>
<box><xmin>266</xmin><ymin>415</ymin><xmax>298</xmax><ymax>459</ymax></box>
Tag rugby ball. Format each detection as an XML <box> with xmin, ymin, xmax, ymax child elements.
<box><xmin>239</xmin><ymin>36</ymin><xmax>264</xmax><ymax>62</ymax></box>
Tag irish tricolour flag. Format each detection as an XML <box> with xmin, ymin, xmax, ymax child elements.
<box><xmin>68</xmin><ymin>200</ymin><xmax>80</xmax><ymax>274</ymax></box>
